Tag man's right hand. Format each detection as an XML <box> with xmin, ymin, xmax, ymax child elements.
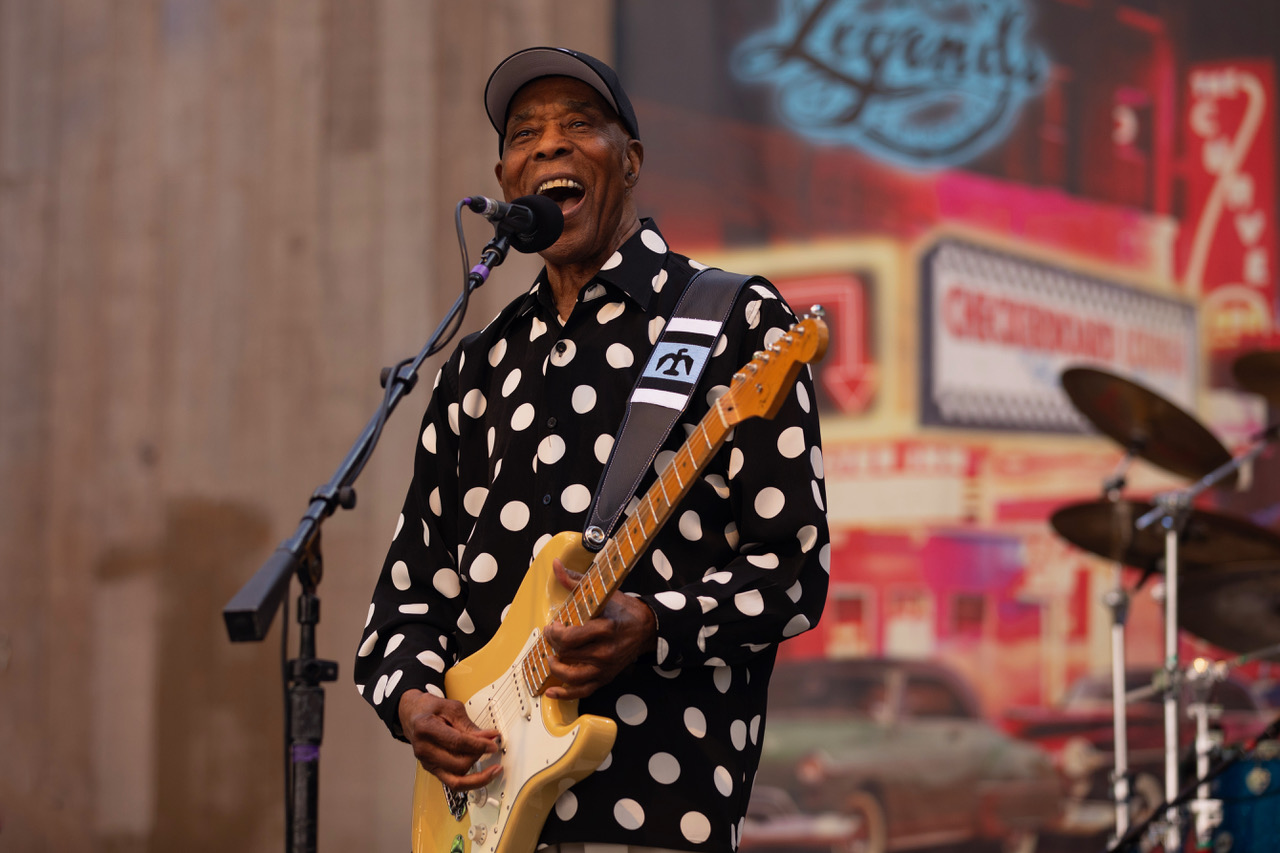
<box><xmin>398</xmin><ymin>689</ymin><xmax>503</xmax><ymax>791</ymax></box>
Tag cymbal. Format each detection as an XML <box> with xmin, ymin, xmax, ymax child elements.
<box><xmin>1061</xmin><ymin>367</ymin><xmax>1233</xmax><ymax>484</ymax></box>
<box><xmin>1179</xmin><ymin>562</ymin><xmax>1280</xmax><ymax>654</ymax></box>
<box><xmin>1050</xmin><ymin>499</ymin><xmax>1280</xmax><ymax>573</ymax></box>
<box><xmin>1233</xmin><ymin>350</ymin><xmax>1280</xmax><ymax>404</ymax></box>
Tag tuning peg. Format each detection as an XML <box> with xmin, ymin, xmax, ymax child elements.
<box><xmin>808</xmin><ymin>304</ymin><xmax>826</xmax><ymax>318</ymax></box>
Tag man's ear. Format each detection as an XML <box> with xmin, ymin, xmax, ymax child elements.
<box><xmin>494</xmin><ymin>160</ymin><xmax>504</xmax><ymax>185</ymax></box>
<box><xmin>624</xmin><ymin>139</ymin><xmax>644</xmax><ymax>188</ymax></box>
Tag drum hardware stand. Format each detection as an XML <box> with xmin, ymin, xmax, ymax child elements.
<box><xmin>1134</xmin><ymin>428</ymin><xmax>1276</xmax><ymax>850</ymax></box>
<box><xmin>1102</xmin><ymin>447</ymin><xmax>1140</xmax><ymax>844</ymax></box>
<box><xmin>1186</xmin><ymin>659</ymin><xmax>1226</xmax><ymax>849</ymax></box>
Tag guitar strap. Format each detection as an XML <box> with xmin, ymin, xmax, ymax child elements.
<box><xmin>582</xmin><ymin>267</ymin><xmax>757</xmax><ymax>551</ymax></box>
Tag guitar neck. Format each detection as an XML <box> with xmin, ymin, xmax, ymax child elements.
<box><xmin>522</xmin><ymin>399</ymin><xmax>734</xmax><ymax>694</ymax></box>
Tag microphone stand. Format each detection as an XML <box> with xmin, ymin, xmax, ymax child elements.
<box><xmin>222</xmin><ymin>231</ymin><xmax>515</xmax><ymax>853</ymax></box>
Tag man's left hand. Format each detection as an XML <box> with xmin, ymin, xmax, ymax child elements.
<box><xmin>543</xmin><ymin>558</ymin><xmax>658</xmax><ymax>700</ymax></box>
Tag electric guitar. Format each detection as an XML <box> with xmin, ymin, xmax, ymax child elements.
<box><xmin>411</xmin><ymin>311</ymin><xmax>830</xmax><ymax>853</ymax></box>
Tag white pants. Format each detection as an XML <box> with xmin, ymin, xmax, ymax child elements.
<box><xmin>541</xmin><ymin>845</ymin><xmax>688</xmax><ymax>853</ymax></box>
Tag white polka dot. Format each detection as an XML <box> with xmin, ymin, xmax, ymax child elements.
<box><xmin>705</xmin><ymin>474</ymin><xmax>729</xmax><ymax>498</ymax></box>
<box><xmin>730</xmin><ymin>719</ymin><xmax>748</xmax><ymax>750</ymax></box>
<box><xmin>399</xmin><ymin>603</ymin><xmax>430</xmax><ymax>614</ymax></box>
<box><xmin>387</xmin><ymin>669</ymin><xmax>403</xmax><ymax>696</ymax></box>
<box><xmin>713</xmin><ymin>334</ymin><xmax>728</xmax><ymax>357</ymax></box>
<box><xmin>500</xmin><ymin>501</ymin><xmax>529</xmax><ymax>532</ymax></box>
<box><xmin>783</xmin><ymin>614</ymin><xmax>811</xmax><ymax>637</ymax></box>
<box><xmin>649</xmin><ymin>316</ymin><xmax>665</xmax><ymax>344</ymax></box>
<box><xmin>713</xmin><ymin>666</ymin><xmax>732</xmax><ymax>693</ymax></box>
<box><xmin>745</xmin><ymin>299</ymin><xmax>762</xmax><ymax>329</ymax></box>
<box><xmin>373</xmin><ymin>673</ymin><xmax>389</xmax><ymax>705</ymax></box>
<box><xmin>594</xmin><ymin>433</ymin><xmax>614</xmax><ymax>463</ymax></box>
<box><xmin>598</xmin><ymin>751</ymin><xmax>613</xmax><ymax>771</ymax></box>
<box><xmin>511</xmin><ymin>403</ymin><xmax>535</xmax><ymax>431</ymax></box>
<box><xmin>798</xmin><ymin>524</ymin><xmax>819</xmax><ymax>552</ymax></box>
<box><xmin>549</xmin><ymin>339</ymin><xmax>577</xmax><ymax>367</ymax></box>
<box><xmin>416</xmin><ymin>650</ymin><xmax>446</xmax><ymax>672</ymax></box>
<box><xmin>655</xmin><ymin>636</ymin><xmax>670</xmax><ymax>665</ymax></box>
<box><xmin>447</xmin><ymin>403</ymin><xmax>460</xmax><ymax>435</ymax></box>
<box><xmin>425</xmin><ymin>683</ymin><xmax>444</xmax><ymax>698</ymax></box>
<box><xmin>462</xmin><ymin>389</ymin><xmax>486</xmax><ymax>418</ymax></box>
<box><xmin>811</xmin><ymin>445</ymin><xmax>825</xmax><ymax>478</ymax></box>
<box><xmin>365</xmin><ymin>603</ymin><xmax>376</xmax><ymax>627</ymax></box>
<box><xmin>705</xmin><ymin>570</ymin><xmax>733</xmax><ymax>584</ymax></box>
<box><xmin>786</xmin><ymin>580</ymin><xmax>803</xmax><ymax>602</ymax></box>
<box><xmin>729</xmin><ymin>448</ymin><xmax>744</xmax><ymax>479</ymax></box>
<box><xmin>533</xmin><ymin>533</ymin><xmax>553</xmax><ymax>557</ymax></box>
<box><xmin>706</xmin><ymin>384</ymin><xmax>729</xmax><ymax>406</ymax></box>
<box><xmin>812</xmin><ymin>479</ymin><xmax>826</xmax><ymax>510</ymax></box>
<box><xmin>583</xmin><ymin>283</ymin><xmax>606</xmax><ymax>301</ymax></box>
<box><xmin>561</xmin><ymin>484</ymin><xmax>591</xmax><ymax>513</ymax></box>
<box><xmin>394</xmin><ymin>514</ymin><xmax>404</xmax><ymax>541</ymax></box>
<box><xmin>538</xmin><ymin>435</ymin><xmax>566</xmax><ymax>464</ymax></box>
<box><xmin>751</xmin><ymin>283</ymin><xmax>777</xmax><ymax>300</ymax></box>
<box><xmin>796</xmin><ymin>381</ymin><xmax>811</xmax><ymax>412</ymax></box>
<box><xmin>678</xmin><ymin>510</ymin><xmax>702</xmax><ymax>541</ymax></box>
<box><xmin>357</xmin><ymin>631</ymin><xmax>378</xmax><ymax>657</ymax></box>
<box><xmin>530</xmin><ymin>317</ymin><xmax>548</xmax><ymax>341</ymax></box>
<box><xmin>597</xmin><ymin>301</ymin><xmax>625</xmax><ymax>324</ymax></box>
<box><xmin>747</xmin><ymin>553</ymin><xmax>779</xmax><ymax>569</ymax></box>
<box><xmin>433</xmin><ymin>569</ymin><xmax>461</xmax><ymax>598</ymax></box>
<box><xmin>778</xmin><ymin>426</ymin><xmax>806</xmax><ymax>458</ymax></box>
<box><xmin>649</xmin><ymin>752</ymin><xmax>681</xmax><ymax>784</ymax></box>
<box><xmin>457</xmin><ymin>610</ymin><xmax>474</xmax><ymax>633</ymax></box>
<box><xmin>735</xmin><ymin>590</ymin><xmax>765</xmax><ymax>616</ymax></box>
<box><xmin>820</xmin><ymin>543</ymin><xmax>831</xmax><ymax>573</ymax></box>
<box><xmin>651</xmin><ymin>549</ymin><xmax>672</xmax><ymax>580</ymax></box>
<box><xmin>698</xmin><ymin>595</ymin><xmax>718</xmax><ymax>613</ymax></box>
<box><xmin>572</xmin><ymin>385</ymin><xmax>597</xmax><ymax>413</ymax></box>
<box><xmin>755</xmin><ymin>487</ymin><xmax>785</xmax><ymax>518</ymax></box>
<box><xmin>488</xmin><ymin>339</ymin><xmax>507</xmax><ymax>366</ymax></box>
<box><xmin>725</xmin><ymin>522</ymin><xmax>739</xmax><ymax>550</ymax></box>
<box><xmin>764</xmin><ymin>326</ymin><xmax>785</xmax><ymax>349</ymax></box>
<box><xmin>655</xmin><ymin>590</ymin><xmax>687</xmax><ymax>610</ymax></box>
<box><xmin>421</xmin><ymin>423</ymin><xmax>436</xmax><ymax>453</ymax></box>
<box><xmin>502</xmin><ymin>368</ymin><xmax>522</xmax><ymax>397</ymax></box>
<box><xmin>654</xmin><ymin>450</ymin><xmax>676</xmax><ymax>473</ymax></box>
<box><xmin>469</xmin><ymin>552</ymin><xmax>498</xmax><ymax>583</ymax></box>
<box><xmin>689</xmin><ymin>258</ymin><xmax>709</xmax><ymax>270</ymax></box>
<box><xmin>681</xmin><ymin>811</ymin><xmax>711</xmax><ymax>844</ymax></box>
<box><xmin>750</xmin><ymin>714</ymin><xmax>762</xmax><ymax>744</ymax></box>
<box><xmin>428</xmin><ymin>488</ymin><xmax>441</xmax><ymax>516</ymax></box>
<box><xmin>640</xmin><ymin>229</ymin><xmax>668</xmax><ymax>253</ymax></box>
<box><xmin>601</xmin><ymin>251</ymin><xmax>623</xmax><ymax>271</ymax></box>
<box><xmin>554</xmin><ymin>790</ymin><xmax>578</xmax><ymax>820</ymax></box>
<box><xmin>652</xmin><ymin>269</ymin><xmax>668</xmax><ymax>292</ymax></box>
<box><xmin>684</xmin><ymin>707</ymin><xmax>707</xmax><ymax>738</ymax></box>
<box><xmin>614</xmin><ymin>798</ymin><xmax>644</xmax><ymax>830</ymax></box>
<box><xmin>391</xmin><ymin>560</ymin><xmax>411</xmax><ymax>590</ymax></box>
<box><xmin>606</xmin><ymin>343</ymin><xmax>634</xmax><ymax>368</ymax></box>
<box><xmin>461</xmin><ymin>487</ymin><xmax>486</xmax><ymax>516</ymax></box>
<box><xmin>714</xmin><ymin>766</ymin><xmax>734</xmax><ymax>796</ymax></box>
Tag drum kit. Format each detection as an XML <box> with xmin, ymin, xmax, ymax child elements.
<box><xmin>1050</xmin><ymin>358</ymin><xmax>1280</xmax><ymax>852</ymax></box>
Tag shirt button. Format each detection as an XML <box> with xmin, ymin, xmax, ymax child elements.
<box><xmin>554</xmin><ymin>341</ymin><xmax>567</xmax><ymax>354</ymax></box>
<box><xmin>547</xmin><ymin>417</ymin><xmax>557</xmax><ymax>429</ymax></box>
<box><xmin>542</xmin><ymin>494</ymin><xmax>552</xmax><ymax>505</ymax></box>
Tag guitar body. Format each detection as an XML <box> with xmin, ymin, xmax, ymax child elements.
<box><xmin>410</xmin><ymin>531</ymin><xmax>618</xmax><ymax>853</ymax></box>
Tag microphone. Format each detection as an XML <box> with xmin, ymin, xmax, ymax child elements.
<box><xmin>464</xmin><ymin>194</ymin><xmax>564</xmax><ymax>253</ymax></box>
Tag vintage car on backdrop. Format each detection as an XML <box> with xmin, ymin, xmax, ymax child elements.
<box><xmin>740</xmin><ymin>657</ymin><xmax>1062</xmax><ymax>853</ymax></box>
<box><xmin>1001</xmin><ymin>667</ymin><xmax>1276</xmax><ymax>843</ymax></box>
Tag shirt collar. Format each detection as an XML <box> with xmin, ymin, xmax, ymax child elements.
<box><xmin>508</xmin><ymin>218</ymin><xmax>669</xmax><ymax>329</ymax></box>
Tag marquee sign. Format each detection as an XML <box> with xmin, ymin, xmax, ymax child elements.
<box><xmin>920</xmin><ymin>240</ymin><xmax>1198</xmax><ymax>432</ymax></box>
<box><xmin>732</xmin><ymin>0</ymin><xmax>1050</xmax><ymax>170</ymax></box>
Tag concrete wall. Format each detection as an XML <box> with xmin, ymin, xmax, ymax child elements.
<box><xmin>0</xmin><ymin>1</ymin><xmax>612</xmax><ymax>849</ymax></box>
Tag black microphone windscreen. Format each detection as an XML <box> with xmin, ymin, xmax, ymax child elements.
<box><xmin>510</xmin><ymin>194</ymin><xmax>564</xmax><ymax>253</ymax></box>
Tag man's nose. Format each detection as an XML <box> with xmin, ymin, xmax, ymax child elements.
<box><xmin>533</xmin><ymin>127</ymin><xmax>571</xmax><ymax>159</ymax></box>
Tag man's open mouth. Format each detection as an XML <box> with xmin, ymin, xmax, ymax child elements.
<box><xmin>536</xmin><ymin>178</ymin><xmax>586</xmax><ymax>212</ymax></box>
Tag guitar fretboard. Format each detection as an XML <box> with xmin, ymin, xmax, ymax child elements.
<box><xmin>520</xmin><ymin>398</ymin><xmax>737</xmax><ymax>694</ymax></box>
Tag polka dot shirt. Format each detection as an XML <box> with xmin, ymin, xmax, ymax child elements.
<box><xmin>355</xmin><ymin>220</ymin><xmax>830</xmax><ymax>852</ymax></box>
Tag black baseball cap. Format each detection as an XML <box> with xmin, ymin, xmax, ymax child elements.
<box><xmin>485</xmin><ymin>47</ymin><xmax>640</xmax><ymax>153</ymax></box>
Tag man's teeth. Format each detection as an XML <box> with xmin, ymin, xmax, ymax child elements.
<box><xmin>537</xmin><ymin>178</ymin><xmax>584</xmax><ymax>194</ymax></box>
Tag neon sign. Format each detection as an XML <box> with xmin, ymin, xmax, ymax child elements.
<box><xmin>733</xmin><ymin>0</ymin><xmax>1050</xmax><ymax>170</ymax></box>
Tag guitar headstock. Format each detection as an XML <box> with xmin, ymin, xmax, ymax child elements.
<box><xmin>719</xmin><ymin>308</ymin><xmax>830</xmax><ymax>425</ymax></box>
